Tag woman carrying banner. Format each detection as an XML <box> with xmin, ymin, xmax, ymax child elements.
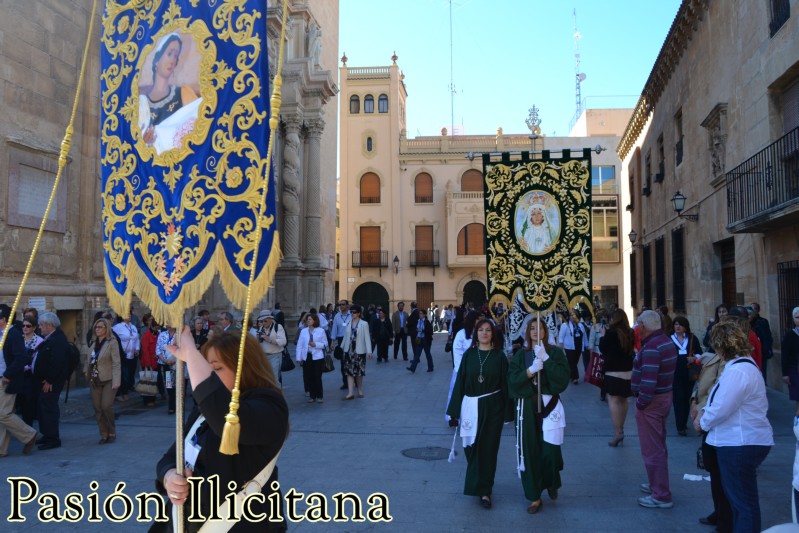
<box><xmin>508</xmin><ymin>316</ymin><xmax>570</xmax><ymax>514</ymax></box>
<box><xmin>153</xmin><ymin>328</ymin><xmax>288</xmax><ymax>532</ymax></box>
<box><xmin>447</xmin><ymin>318</ymin><xmax>510</xmax><ymax>510</ymax></box>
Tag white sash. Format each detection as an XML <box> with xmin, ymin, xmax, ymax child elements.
<box><xmin>458</xmin><ymin>390</ymin><xmax>500</xmax><ymax>448</ymax></box>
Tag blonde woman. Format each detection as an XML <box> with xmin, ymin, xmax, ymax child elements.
<box><xmin>85</xmin><ymin>318</ymin><xmax>121</xmax><ymax>444</ymax></box>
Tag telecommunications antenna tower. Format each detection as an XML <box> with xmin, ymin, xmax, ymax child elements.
<box><xmin>449</xmin><ymin>0</ymin><xmax>457</xmax><ymax>135</ymax></box>
<box><xmin>571</xmin><ymin>8</ymin><xmax>586</xmax><ymax>127</ymax></box>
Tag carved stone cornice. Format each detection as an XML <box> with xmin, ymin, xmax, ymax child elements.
<box><xmin>618</xmin><ymin>0</ymin><xmax>709</xmax><ymax>160</ymax></box>
<box><xmin>305</xmin><ymin>117</ymin><xmax>325</xmax><ymax>136</ymax></box>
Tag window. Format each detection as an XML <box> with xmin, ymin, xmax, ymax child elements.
<box><xmin>675</xmin><ymin>109</ymin><xmax>684</xmax><ymax>166</ymax></box>
<box><xmin>770</xmin><ymin>0</ymin><xmax>790</xmax><ymax>37</ymax></box>
<box><xmin>378</xmin><ymin>94</ymin><xmax>388</xmax><ymax>113</ymax></box>
<box><xmin>457</xmin><ymin>223</ymin><xmax>485</xmax><ymax>255</ymax></box>
<box><xmin>655</xmin><ymin>237</ymin><xmax>666</xmax><ymax>307</ymax></box>
<box><xmin>364</xmin><ymin>95</ymin><xmax>374</xmax><ymax>113</ymax></box>
<box><xmin>359</xmin><ymin>226</ymin><xmax>381</xmax><ymax>266</ymax></box>
<box><xmin>359</xmin><ymin>172</ymin><xmax>380</xmax><ymax>204</ymax></box>
<box><xmin>366</xmin><ymin>137</ymin><xmax>373</xmax><ymax>152</ymax></box>
<box><xmin>630</xmin><ymin>251</ymin><xmax>638</xmax><ymax>308</ymax></box>
<box><xmin>591</xmin><ymin>166</ymin><xmax>617</xmax><ymax>195</ymax></box>
<box><xmin>414</xmin><ymin>225</ymin><xmax>435</xmax><ymax>265</ymax></box>
<box><xmin>782</xmin><ymin>78</ymin><xmax>799</xmax><ymax>134</ymax></box>
<box><xmin>414</xmin><ymin>172</ymin><xmax>433</xmax><ymax>203</ymax></box>
<box><xmin>460</xmin><ymin>169</ymin><xmax>483</xmax><ymax>192</ymax></box>
<box><xmin>627</xmin><ymin>148</ymin><xmax>640</xmax><ymax>211</ymax></box>
<box><xmin>642</xmin><ymin>244</ymin><xmax>652</xmax><ymax>308</ymax></box>
<box><xmin>655</xmin><ymin>135</ymin><xmax>664</xmax><ymax>183</ymax></box>
<box><xmin>349</xmin><ymin>95</ymin><xmax>360</xmax><ymax>114</ymax></box>
<box><xmin>592</xmin><ymin>196</ymin><xmax>619</xmax><ymax>262</ymax></box>
<box><xmin>672</xmin><ymin>227</ymin><xmax>685</xmax><ymax>313</ymax></box>
<box><xmin>643</xmin><ymin>150</ymin><xmax>652</xmax><ymax>196</ymax></box>
<box><xmin>778</xmin><ymin>260</ymin><xmax>799</xmax><ymax>339</ymax></box>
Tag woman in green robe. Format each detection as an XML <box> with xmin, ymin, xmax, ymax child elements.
<box><xmin>508</xmin><ymin>316</ymin><xmax>570</xmax><ymax>514</ymax></box>
<box><xmin>446</xmin><ymin>318</ymin><xmax>509</xmax><ymax>509</ymax></box>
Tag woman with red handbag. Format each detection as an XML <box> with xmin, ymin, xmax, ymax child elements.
<box><xmin>598</xmin><ymin>309</ymin><xmax>636</xmax><ymax>447</ymax></box>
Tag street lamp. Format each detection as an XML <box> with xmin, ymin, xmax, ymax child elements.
<box><xmin>628</xmin><ymin>229</ymin><xmax>638</xmax><ymax>244</ymax></box>
<box><xmin>393</xmin><ymin>255</ymin><xmax>399</xmax><ymax>274</ymax></box>
<box><xmin>671</xmin><ymin>191</ymin><xmax>699</xmax><ymax>222</ymax></box>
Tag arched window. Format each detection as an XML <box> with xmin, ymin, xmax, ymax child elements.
<box><xmin>366</xmin><ymin>137</ymin><xmax>373</xmax><ymax>152</ymax></box>
<box><xmin>349</xmin><ymin>95</ymin><xmax>360</xmax><ymax>114</ymax></box>
<box><xmin>461</xmin><ymin>169</ymin><xmax>483</xmax><ymax>192</ymax></box>
<box><xmin>360</xmin><ymin>172</ymin><xmax>380</xmax><ymax>204</ymax></box>
<box><xmin>414</xmin><ymin>172</ymin><xmax>433</xmax><ymax>203</ymax></box>
<box><xmin>378</xmin><ymin>94</ymin><xmax>388</xmax><ymax>113</ymax></box>
<box><xmin>364</xmin><ymin>94</ymin><xmax>374</xmax><ymax>113</ymax></box>
<box><xmin>457</xmin><ymin>223</ymin><xmax>485</xmax><ymax>255</ymax></box>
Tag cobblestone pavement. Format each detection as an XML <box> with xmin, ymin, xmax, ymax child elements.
<box><xmin>0</xmin><ymin>332</ymin><xmax>794</xmax><ymax>531</ymax></box>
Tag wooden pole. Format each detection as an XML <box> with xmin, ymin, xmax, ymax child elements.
<box><xmin>174</xmin><ymin>330</ymin><xmax>184</xmax><ymax>532</ymax></box>
<box><xmin>537</xmin><ymin>311</ymin><xmax>542</xmax><ymax>413</ymax></box>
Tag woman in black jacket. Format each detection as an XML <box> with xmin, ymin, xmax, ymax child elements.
<box><xmin>598</xmin><ymin>309</ymin><xmax>635</xmax><ymax>447</ymax></box>
<box><xmin>373</xmin><ymin>308</ymin><xmax>393</xmax><ymax>363</ymax></box>
<box><xmin>152</xmin><ymin>328</ymin><xmax>289</xmax><ymax>532</ymax></box>
<box><xmin>670</xmin><ymin>316</ymin><xmax>703</xmax><ymax>436</ymax></box>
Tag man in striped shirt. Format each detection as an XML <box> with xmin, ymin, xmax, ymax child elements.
<box><xmin>631</xmin><ymin>309</ymin><xmax>678</xmax><ymax>509</ymax></box>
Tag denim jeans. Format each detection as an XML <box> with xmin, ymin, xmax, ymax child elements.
<box><xmin>715</xmin><ymin>445</ymin><xmax>771</xmax><ymax>533</ymax></box>
<box><xmin>409</xmin><ymin>341</ymin><xmax>433</xmax><ymax>372</ymax></box>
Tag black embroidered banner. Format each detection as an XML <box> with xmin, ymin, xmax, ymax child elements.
<box><xmin>483</xmin><ymin>150</ymin><xmax>592</xmax><ymax>316</ymax></box>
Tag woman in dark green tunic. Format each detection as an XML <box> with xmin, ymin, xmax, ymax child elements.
<box><xmin>508</xmin><ymin>316</ymin><xmax>570</xmax><ymax>514</ymax></box>
<box><xmin>446</xmin><ymin>318</ymin><xmax>509</xmax><ymax>509</ymax></box>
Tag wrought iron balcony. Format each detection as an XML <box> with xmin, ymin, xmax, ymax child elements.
<box><xmin>352</xmin><ymin>250</ymin><xmax>388</xmax><ymax>268</ymax></box>
<box><xmin>410</xmin><ymin>249</ymin><xmax>440</xmax><ymax>268</ymax></box>
<box><xmin>414</xmin><ymin>195</ymin><xmax>433</xmax><ymax>203</ymax></box>
<box><xmin>360</xmin><ymin>196</ymin><xmax>380</xmax><ymax>204</ymax></box>
<box><xmin>726</xmin><ymin>126</ymin><xmax>799</xmax><ymax>233</ymax></box>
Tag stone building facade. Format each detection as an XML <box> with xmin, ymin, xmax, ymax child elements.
<box><xmin>618</xmin><ymin>0</ymin><xmax>799</xmax><ymax>387</ymax></box>
<box><xmin>0</xmin><ymin>0</ymin><xmax>338</xmax><ymax>350</ymax></box>
<box><xmin>338</xmin><ymin>58</ymin><xmax>631</xmax><ymax>314</ymax></box>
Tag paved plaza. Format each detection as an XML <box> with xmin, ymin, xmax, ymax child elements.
<box><xmin>0</xmin><ymin>332</ymin><xmax>794</xmax><ymax>532</ymax></box>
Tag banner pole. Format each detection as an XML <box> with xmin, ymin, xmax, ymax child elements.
<box><xmin>537</xmin><ymin>311</ymin><xmax>542</xmax><ymax>414</ymax></box>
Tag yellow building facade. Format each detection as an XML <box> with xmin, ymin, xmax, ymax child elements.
<box><xmin>338</xmin><ymin>58</ymin><xmax>632</xmax><ymax>313</ymax></box>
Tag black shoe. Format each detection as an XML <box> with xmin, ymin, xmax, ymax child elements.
<box><xmin>426</xmin><ymin>368</ymin><xmax>434</xmax><ymax>372</ymax></box>
<box><xmin>699</xmin><ymin>514</ymin><xmax>717</xmax><ymax>526</ymax></box>
<box><xmin>340</xmin><ymin>385</ymin><xmax>348</xmax><ymax>390</ymax></box>
<box><xmin>678</xmin><ymin>428</ymin><xmax>687</xmax><ymax>436</ymax></box>
<box><xmin>38</xmin><ymin>442</ymin><xmax>61</xmax><ymax>451</ymax></box>
<box><xmin>406</xmin><ymin>367</ymin><xmax>415</xmax><ymax>373</ymax></box>
<box><xmin>36</xmin><ymin>437</ymin><xmax>46</xmax><ymax>445</ymax></box>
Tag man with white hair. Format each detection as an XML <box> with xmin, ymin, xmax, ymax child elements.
<box><xmin>632</xmin><ymin>309</ymin><xmax>678</xmax><ymax>509</ymax></box>
<box><xmin>33</xmin><ymin>311</ymin><xmax>70</xmax><ymax>450</ymax></box>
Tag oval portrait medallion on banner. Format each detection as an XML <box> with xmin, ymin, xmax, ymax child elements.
<box><xmin>514</xmin><ymin>190</ymin><xmax>561</xmax><ymax>256</ymax></box>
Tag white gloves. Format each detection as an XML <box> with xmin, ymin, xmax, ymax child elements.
<box><xmin>528</xmin><ymin>357</ymin><xmax>544</xmax><ymax>374</ymax></box>
<box><xmin>533</xmin><ymin>344</ymin><xmax>549</xmax><ymax>361</ymax></box>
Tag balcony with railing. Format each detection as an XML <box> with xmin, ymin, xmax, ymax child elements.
<box><xmin>726</xmin><ymin>126</ymin><xmax>799</xmax><ymax>233</ymax></box>
<box><xmin>352</xmin><ymin>250</ymin><xmax>388</xmax><ymax>275</ymax></box>
<box><xmin>410</xmin><ymin>249</ymin><xmax>440</xmax><ymax>273</ymax></box>
<box><xmin>360</xmin><ymin>196</ymin><xmax>380</xmax><ymax>204</ymax></box>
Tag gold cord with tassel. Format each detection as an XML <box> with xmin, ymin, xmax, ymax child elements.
<box><xmin>0</xmin><ymin>0</ymin><xmax>98</xmax><ymax>354</ymax></box>
<box><xmin>219</xmin><ymin>0</ymin><xmax>289</xmax><ymax>455</ymax></box>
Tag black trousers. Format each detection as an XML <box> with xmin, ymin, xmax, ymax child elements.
<box><xmin>565</xmin><ymin>348</ymin><xmax>581</xmax><ymax>381</ymax></box>
<box><xmin>337</xmin><ymin>337</ymin><xmax>347</xmax><ymax>387</ymax></box>
<box><xmin>36</xmin><ymin>386</ymin><xmax>62</xmax><ymax>445</ymax></box>
<box><xmin>393</xmin><ymin>330</ymin><xmax>408</xmax><ymax>359</ymax></box>
<box><xmin>117</xmin><ymin>357</ymin><xmax>137</xmax><ymax>396</ymax></box>
<box><xmin>302</xmin><ymin>358</ymin><xmax>324</xmax><ymax>400</ymax></box>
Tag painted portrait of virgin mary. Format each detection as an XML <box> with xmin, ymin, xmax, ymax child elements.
<box><xmin>137</xmin><ymin>32</ymin><xmax>203</xmax><ymax>155</ymax></box>
<box><xmin>514</xmin><ymin>190</ymin><xmax>560</xmax><ymax>256</ymax></box>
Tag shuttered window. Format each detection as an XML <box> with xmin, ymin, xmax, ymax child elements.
<box><xmin>630</xmin><ymin>251</ymin><xmax>638</xmax><ymax>308</ymax></box>
<box><xmin>655</xmin><ymin>237</ymin><xmax>666</xmax><ymax>307</ymax></box>
<box><xmin>457</xmin><ymin>223</ymin><xmax>485</xmax><ymax>255</ymax></box>
<box><xmin>642</xmin><ymin>244</ymin><xmax>652</xmax><ymax>308</ymax></box>
<box><xmin>360</xmin><ymin>226</ymin><xmax>380</xmax><ymax>251</ymax></box>
<box><xmin>415</xmin><ymin>225</ymin><xmax>433</xmax><ymax>250</ymax></box>
<box><xmin>783</xmin><ymin>78</ymin><xmax>799</xmax><ymax>133</ymax></box>
<box><xmin>461</xmin><ymin>169</ymin><xmax>483</xmax><ymax>192</ymax></box>
<box><xmin>415</xmin><ymin>173</ymin><xmax>433</xmax><ymax>203</ymax></box>
<box><xmin>360</xmin><ymin>173</ymin><xmax>380</xmax><ymax>204</ymax></box>
<box><xmin>672</xmin><ymin>227</ymin><xmax>685</xmax><ymax>313</ymax></box>
<box><xmin>350</xmin><ymin>95</ymin><xmax>360</xmax><ymax>114</ymax></box>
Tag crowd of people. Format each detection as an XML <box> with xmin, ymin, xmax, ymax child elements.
<box><xmin>0</xmin><ymin>296</ymin><xmax>796</xmax><ymax>531</ymax></box>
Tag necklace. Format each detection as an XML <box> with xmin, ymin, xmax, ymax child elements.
<box><xmin>477</xmin><ymin>348</ymin><xmax>491</xmax><ymax>383</ymax></box>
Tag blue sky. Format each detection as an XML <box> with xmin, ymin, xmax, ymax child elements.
<box><xmin>339</xmin><ymin>0</ymin><xmax>682</xmax><ymax>137</ymax></box>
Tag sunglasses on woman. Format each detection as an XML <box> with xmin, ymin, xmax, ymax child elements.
<box><xmin>22</xmin><ymin>323</ymin><xmax>34</xmax><ymax>329</ymax></box>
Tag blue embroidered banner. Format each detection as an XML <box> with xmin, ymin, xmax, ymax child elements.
<box><xmin>101</xmin><ymin>0</ymin><xmax>280</xmax><ymax>325</ymax></box>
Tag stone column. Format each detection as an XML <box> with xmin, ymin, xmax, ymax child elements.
<box><xmin>281</xmin><ymin>116</ymin><xmax>302</xmax><ymax>266</ymax></box>
<box><xmin>303</xmin><ymin>117</ymin><xmax>324</xmax><ymax>266</ymax></box>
